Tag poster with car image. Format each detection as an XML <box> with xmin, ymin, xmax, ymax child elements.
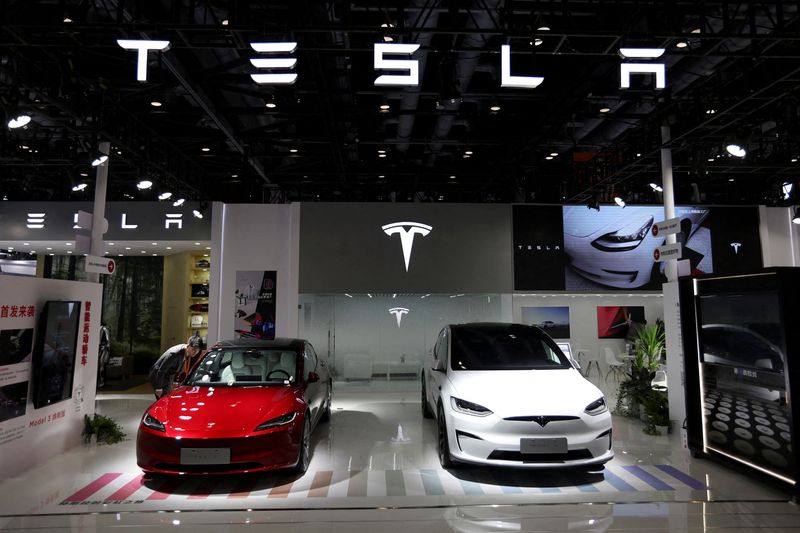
<box><xmin>234</xmin><ymin>271</ymin><xmax>277</xmax><ymax>340</ymax></box>
<box><xmin>521</xmin><ymin>307</ymin><xmax>570</xmax><ymax>338</ymax></box>
<box><xmin>596</xmin><ymin>306</ymin><xmax>645</xmax><ymax>339</ymax></box>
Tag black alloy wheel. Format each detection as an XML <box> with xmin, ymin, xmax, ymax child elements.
<box><xmin>437</xmin><ymin>405</ymin><xmax>456</xmax><ymax>468</ymax></box>
<box><xmin>293</xmin><ymin>416</ymin><xmax>311</xmax><ymax>474</ymax></box>
<box><xmin>421</xmin><ymin>377</ymin><xmax>433</xmax><ymax>418</ymax></box>
<box><xmin>320</xmin><ymin>382</ymin><xmax>332</xmax><ymax>423</ymax></box>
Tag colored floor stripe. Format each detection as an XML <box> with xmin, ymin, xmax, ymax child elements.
<box><xmin>655</xmin><ymin>464</ymin><xmax>707</xmax><ymax>490</ymax></box>
<box><xmin>576</xmin><ymin>481</ymin><xmax>600</xmax><ymax>493</ymax></box>
<box><xmin>540</xmin><ymin>485</ymin><xmax>561</xmax><ymax>493</ymax></box>
<box><xmin>346</xmin><ymin>471</ymin><xmax>368</xmax><ymax>497</ymax></box>
<box><xmin>105</xmin><ymin>475</ymin><xmax>145</xmax><ymax>501</ymax></box>
<box><xmin>385</xmin><ymin>470</ymin><xmax>405</xmax><ymax>497</ymax></box>
<box><xmin>63</xmin><ymin>473</ymin><xmax>122</xmax><ymax>502</ymax></box>
<box><xmin>146</xmin><ymin>477</ymin><xmax>187</xmax><ymax>501</ymax></box>
<box><xmin>308</xmin><ymin>471</ymin><xmax>333</xmax><ymax>498</ymax></box>
<box><xmin>420</xmin><ymin>469</ymin><xmax>445</xmax><ymax>496</ymax></box>
<box><xmin>228</xmin><ymin>475</ymin><xmax>262</xmax><ymax>499</ymax></box>
<box><xmin>623</xmin><ymin>465</ymin><xmax>674</xmax><ymax>491</ymax></box>
<box><xmin>268</xmin><ymin>477</ymin><xmax>294</xmax><ymax>499</ymax></box>
<box><xmin>458</xmin><ymin>478</ymin><xmax>484</xmax><ymax>495</ymax></box>
<box><xmin>188</xmin><ymin>477</ymin><xmax>219</xmax><ymax>499</ymax></box>
<box><xmin>601</xmin><ymin>470</ymin><xmax>637</xmax><ymax>492</ymax></box>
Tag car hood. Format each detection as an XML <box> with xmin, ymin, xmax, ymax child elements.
<box><xmin>563</xmin><ymin>207</ymin><xmax>659</xmax><ymax>238</ymax></box>
<box><xmin>149</xmin><ymin>385</ymin><xmax>303</xmax><ymax>437</ymax></box>
<box><xmin>447</xmin><ymin>369</ymin><xmax>604</xmax><ymax>418</ymax></box>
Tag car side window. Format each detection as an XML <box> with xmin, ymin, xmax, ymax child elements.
<box><xmin>434</xmin><ymin>329</ymin><xmax>447</xmax><ymax>361</ymax></box>
<box><xmin>303</xmin><ymin>344</ymin><xmax>318</xmax><ymax>381</ymax></box>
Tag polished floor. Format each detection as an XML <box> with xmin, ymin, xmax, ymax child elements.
<box><xmin>1</xmin><ymin>384</ymin><xmax>799</xmax><ymax>531</ymax></box>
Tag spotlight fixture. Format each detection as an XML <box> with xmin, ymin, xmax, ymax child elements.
<box><xmin>91</xmin><ymin>152</ymin><xmax>109</xmax><ymax>167</ymax></box>
<box><xmin>137</xmin><ymin>180</ymin><xmax>153</xmax><ymax>190</ymax></box>
<box><xmin>380</xmin><ymin>23</ymin><xmax>395</xmax><ymax>42</ymax></box>
<box><xmin>599</xmin><ymin>107</ymin><xmax>611</xmax><ymax>113</ymax></box>
<box><xmin>150</xmin><ymin>100</ymin><xmax>162</xmax><ymax>107</ymax></box>
<box><xmin>379</xmin><ymin>103</ymin><xmax>391</xmax><ymax>111</ymax></box>
<box><xmin>63</xmin><ymin>16</ymin><xmax>73</xmax><ymax>23</ymax></box>
<box><xmin>221</xmin><ymin>19</ymin><xmax>229</xmax><ymax>26</ymax></box>
<box><xmin>378</xmin><ymin>175</ymin><xmax>385</xmax><ymax>179</ymax></box>
<box><xmin>192</xmin><ymin>210</ymin><xmax>203</xmax><ymax>219</ymax></box>
<box><xmin>725</xmin><ymin>143</ymin><xmax>746</xmax><ymax>158</ymax></box>
<box><xmin>201</xmin><ymin>147</ymin><xmax>211</xmax><ymax>152</ymax></box>
<box><xmin>490</xmin><ymin>104</ymin><xmax>501</xmax><ymax>112</ymax></box>
<box><xmin>537</xmin><ymin>25</ymin><xmax>550</xmax><ymax>31</ymax></box>
<box><xmin>675</xmin><ymin>40</ymin><xmax>689</xmax><ymax>48</ymax></box>
<box><xmin>705</xmin><ymin>108</ymin><xmax>717</xmax><ymax>115</ymax></box>
<box><xmin>289</xmin><ymin>148</ymin><xmax>298</xmax><ymax>153</ymax></box>
<box><xmin>72</xmin><ymin>183</ymin><xmax>88</xmax><ymax>192</ymax></box>
<box><xmin>793</xmin><ymin>208</ymin><xmax>800</xmax><ymax>225</ymax></box>
<box><xmin>649</xmin><ymin>183</ymin><xmax>663</xmax><ymax>192</ymax></box>
<box><xmin>614</xmin><ymin>196</ymin><xmax>626</xmax><ymax>207</ymax></box>
<box><xmin>265</xmin><ymin>98</ymin><xmax>277</xmax><ymax>109</ymax></box>
<box><xmin>449</xmin><ymin>175</ymin><xmax>456</xmax><ymax>180</ymax></box>
<box><xmin>532</xmin><ymin>38</ymin><xmax>544</xmax><ymax>46</ymax></box>
<box><xmin>545</xmin><ymin>155</ymin><xmax>554</xmax><ymax>160</ymax></box>
<box><xmin>158</xmin><ymin>192</ymin><xmax>173</xmax><ymax>200</ymax></box>
<box><xmin>782</xmin><ymin>182</ymin><xmax>793</xmax><ymax>201</ymax></box>
<box><xmin>465</xmin><ymin>151</ymin><xmax>474</xmax><ymax>155</ymax></box>
<box><xmin>173</xmin><ymin>198</ymin><xmax>186</xmax><ymax>207</ymax></box>
<box><xmin>549</xmin><ymin>152</ymin><xmax>558</xmax><ymax>157</ymax></box>
<box><xmin>8</xmin><ymin>114</ymin><xmax>31</xmax><ymax>129</ymax></box>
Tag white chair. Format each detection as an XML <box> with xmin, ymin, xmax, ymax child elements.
<box><xmin>651</xmin><ymin>369</ymin><xmax>668</xmax><ymax>391</ymax></box>
<box><xmin>604</xmin><ymin>347</ymin><xmax>626</xmax><ymax>382</ymax></box>
<box><xmin>580</xmin><ymin>350</ymin><xmax>601</xmax><ymax>378</ymax></box>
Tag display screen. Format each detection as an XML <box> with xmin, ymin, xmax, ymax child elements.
<box><xmin>697</xmin><ymin>292</ymin><xmax>785</xmax><ymax>373</ymax></box>
<box><xmin>32</xmin><ymin>301</ymin><xmax>81</xmax><ymax>409</ymax></box>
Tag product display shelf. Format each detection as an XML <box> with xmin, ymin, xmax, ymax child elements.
<box><xmin>188</xmin><ymin>253</ymin><xmax>210</xmax><ymax>340</ymax></box>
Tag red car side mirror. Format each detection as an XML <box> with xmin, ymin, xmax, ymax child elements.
<box><xmin>307</xmin><ymin>372</ymin><xmax>320</xmax><ymax>383</ymax></box>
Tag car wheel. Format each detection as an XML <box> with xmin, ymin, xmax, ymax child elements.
<box><xmin>421</xmin><ymin>377</ymin><xmax>433</xmax><ymax>419</ymax></box>
<box><xmin>437</xmin><ymin>405</ymin><xmax>456</xmax><ymax>469</ymax></box>
<box><xmin>293</xmin><ymin>416</ymin><xmax>311</xmax><ymax>475</ymax></box>
<box><xmin>320</xmin><ymin>383</ymin><xmax>332</xmax><ymax>423</ymax></box>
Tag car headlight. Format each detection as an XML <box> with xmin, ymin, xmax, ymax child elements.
<box><xmin>591</xmin><ymin>216</ymin><xmax>653</xmax><ymax>252</ymax></box>
<box><xmin>254</xmin><ymin>412</ymin><xmax>297</xmax><ymax>431</ymax></box>
<box><xmin>142</xmin><ymin>412</ymin><xmax>166</xmax><ymax>432</ymax></box>
<box><xmin>584</xmin><ymin>397</ymin><xmax>608</xmax><ymax>416</ymax></box>
<box><xmin>451</xmin><ymin>397</ymin><xmax>492</xmax><ymax>417</ymax></box>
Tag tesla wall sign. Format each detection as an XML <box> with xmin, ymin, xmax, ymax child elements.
<box><xmin>382</xmin><ymin>222</ymin><xmax>432</xmax><ymax>272</ymax></box>
<box><xmin>0</xmin><ymin>202</ymin><xmax>211</xmax><ymax>241</ymax></box>
<box><xmin>117</xmin><ymin>40</ymin><xmax>666</xmax><ymax>90</ymax></box>
<box><xmin>388</xmin><ymin>307</ymin><xmax>409</xmax><ymax>327</ymax></box>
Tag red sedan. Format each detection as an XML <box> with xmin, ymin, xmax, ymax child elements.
<box><xmin>137</xmin><ymin>338</ymin><xmax>332</xmax><ymax>475</ymax></box>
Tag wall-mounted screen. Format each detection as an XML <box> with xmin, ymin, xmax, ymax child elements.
<box><xmin>522</xmin><ymin>306</ymin><xmax>570</xmax><ymax>338</ymax></box>
<box><xmin>32</xmin><ymin>301</ymin><xmax>81</xmax><ymax>409</ymax></box>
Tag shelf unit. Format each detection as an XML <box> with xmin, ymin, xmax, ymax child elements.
<box><xmin>188</xmin><ymin>256</ymin><xmax>210</xmax><ymax>340</ymax></box>
<box><xmin>160</xmin><ymin>251</ymin><xmax>211</xmax><ymax>352</ymax></box>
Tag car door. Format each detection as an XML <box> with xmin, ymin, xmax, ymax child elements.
<box><xmin>427</xmin><ymin>327</ymin><xmax>448</xmax><ymax>410</ymax></box>
<box><xmin>303</xmin><ymin>343</ymin><xmax>323</xmax><ymax>423</ymax></box>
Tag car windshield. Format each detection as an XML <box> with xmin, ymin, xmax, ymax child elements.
<box><xmin>450</xmin><ymin>326</ymin><xmax>571</xmax><ymax>371</ymax></box>
<box><xmin>186</xmin><ymin>348</ymin><xmax>298</xmax><ymax>386</ymax></box>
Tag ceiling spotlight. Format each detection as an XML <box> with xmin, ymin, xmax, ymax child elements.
<box><xmin>636</xmin><ymin>152</ymin><xmax>642</xmax><ymax>157</ymax></box>
<box><xmin>289</xmin><ymin>148</ymin><xmax>298</xmax><ymax>153</ymax></box>
<box><xmin>463</xmin><ymin>154</ymin><xmax>471</xmax><ymax>159</ymax></box>
<box><xmin>537</xmin><ymin>25</ymin><xmax>550</xmax><ymax>31</ymax></box>
<box><xmin>649</xmin><ymin>183</ymin><xmax>663</xmax><ymax>192</ymax></box>
<box><xmin>265</xmin><ymin>101</ymin><xmax>277</xmax><ymax>109</ymax></box>
<box><xmin>8</xmin><ymin>115</ymin><xmax>32</xmax><ymax>129</ymax></box>
<box><xmin>707</xmin><ymin>157</ymin><xmax>715</xmax><ymax>162</ymax></box>
<box><xmin>705</xmin><ymin>108</ymin><xmax>717</xmax><ymax>115</ymax></box>
<box><xmin>158</xmin><ymin>192</ymin><xmax>173</xmax><ymax>200</ymax></box>
<box><xmin>793</xmin><ymin>208</ymin><xmax>800</xmax><ymax>225</ymax></box>
<box><xmin>614</xmin><ymin>196</ymin><xmax>626</xmax><ymax>207</ymax></box>
<box><xmin>449</xmin><ymin>175</ymin><xmax>456</xmax><ymax>179</ymax></box>
<box><xmin>91</xmin><ymin>153</ymin><xmax>109</xmax><ymax>167</ymax></box>
<box><xmin>201</xmin><ymin>147</ymin><xmax>211</xmax><ymax>152</ymax></box>
<box><xmin>545</xmin><ymin>155</ymin><xmax>554</xmax><ymax>160</ymax></box>
<box><xmin>792</xmin><ymin>158</ymin><xmax>798</xmax><ymax>163</ymax></box>
<box><xmin>378</xmin><ymin>154</ymin><xmax>387</xmax><ymax>158</ymax></box>
<box><xmin>549</xmin><ymin>152</ymin><xmax>558</xmax><ymax>157</ymax></box>
<box><xmin>675</xmin><ymin>40</ymin><xmax>689</xmax><ymax>48</ymax></box>
<box><xmin>72</xmin><ymin>183</ymin><xmax>87</xmax><ymax>192</ymax></box>
<box><xmin>381</xmin><ymin>23</ymin><xmax>395</xmax><ymax>42</ymax></box>
<box><xmin>532</xmin><ymin>38</ymin><xmax>544</xmax><ymax>46</ymax></box>
<box><xmin>599</xmin><ymin>107</ymin><xmax>611</xmax><ymax>113</ymax></box>
<box><xmin>192</xmin><ymin>210</ymin><xmax>203</xmax><ymax>219</ymax></box>
<box><xmin>379</xmin><ymin>103</ymin><xmax>391</xmax><ymax>111</ymax></box>
<box><xmin>465</xmin><ymin>151</ymin><xmax>474</xmax><ymax>155</ymax></box>
<box><xmin>377</xmin><ymin>149</ymin><xmax>386</xmax><ymax>154</ymax></box>
<box><xmin>378</xmin><ymin>175</ymin><xmax>385</xmax><ymax>179</ymax></box>
<box><xmin>221</xmin><ymin>19</ymin><xmax>229</xmax><ymax>26</ymax></box>
<box><xmin>490</xmin><ymin>105</ymin><xmax>501</xmax><ymax>112</ymax></box>
<box><xmin>63</xmin><ymin>16</ymin><xmax>73</xmax><ymax>23</ymax></box>
<box><xmin>137</xmin><ymin>180</ymin><xmax>153</xmax><ymax>190</ymax></box>
<box><xmin>173</xmin><ymin>198</ymin><xmax>185</xmax><ymax>206</ymax></box>
<box><xmin>725</xmin><ymin>143</ymin><xmax>746</xmax><ymax>158</ymax></box>
<box><xmin>150</xmin><ymin>100</ymin><xmax>162</xmax><ymax>107</ymax></box>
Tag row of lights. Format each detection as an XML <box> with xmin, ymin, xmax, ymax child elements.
<box><xmin>10</xmin><ymin>241</ymin><xmax>210</xmax><ymax>257</ymax></box>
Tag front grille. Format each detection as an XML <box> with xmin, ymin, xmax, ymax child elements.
<box><xmin>488</xmin><ymin>449</ymin><xmax>592</xmax><ymax>462</ymax></box>
<box><xmin>155</xmin><ymin>462</ymin><xmax>263</xmax><ymax>473</ymax></box>
<box><xmin>503</xmin><ymin>415</ymin><xmax>579</xmax><ymax>423</ymax></box>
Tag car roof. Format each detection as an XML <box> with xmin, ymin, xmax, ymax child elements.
<box><xmin>210</xmin><ymin>338</ymin><xmax>306</xmax><ymax>351</ymax></box>
<box><xmin>449</xmin><ymin>322</ymin><xmax>544</xmax><ymax>334</ymax></box>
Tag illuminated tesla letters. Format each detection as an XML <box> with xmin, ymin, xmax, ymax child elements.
<box><xmin>500</xmin><ymin>45</ymin><xmax>544</xmax><ymax>89</ymax></box>
<box><xmin>619</xmin><ymin>48</ymin><xmax>666</xmax><ymax>89</ymax></box>
<box><xmin>374</xmin><ymin>43</ymin><xmax>421</xmax><ymax>86</ymax></box>
<box><xmin>249</xmin><ymin>42</ymin><xmax>298</xmax><ymax>85</ymax></box>
<box><xmin>382</xmin><ymin>221</ymin><xmax>432</xmax><ymax>272</ymax></box>
<box><xmin>116</xmin><ymin>39</ymin><xmax>171</xmax><ymax>81</ymax></box>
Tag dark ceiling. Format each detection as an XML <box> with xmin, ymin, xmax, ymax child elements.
<box><xmin>2</xmin><ymin>1</ymin><xmax>800</xmax><ymax>206</ymax></box>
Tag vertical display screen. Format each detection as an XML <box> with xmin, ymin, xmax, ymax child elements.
<box><xmin>32</xmin><ymin>301</ymin><xmax>81</xmax><ymax>409</ymax></box>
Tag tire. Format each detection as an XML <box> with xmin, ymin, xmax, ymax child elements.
<box><xmin>421</xmin><ymin>377</ymin><xmax>433</xmax><ymax>419</ymax></box>
<box><xmin>437</xmin><ymin>404</ymin><xmax>456</xmax><ymax>469</ymax></box>
<box><xmin>293</xmin><ymin>416</ymin><xmax>311</xmax><ymax>475</ymax></box>
<box><xmin>320</xmin><ymin>382</ymin><xmax>332</xmax><ymax>423</ymax></box>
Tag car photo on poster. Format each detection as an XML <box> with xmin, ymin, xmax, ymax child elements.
<box><xmin>562</xmin><ymin>205</ymin><xmax>711</xmax><ymax>290</ymax></box>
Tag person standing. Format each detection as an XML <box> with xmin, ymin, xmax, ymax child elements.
<box><xmin>148</xmin><ymin>334</ymin><xmax>205</xmax><ymax>399</ymax></box>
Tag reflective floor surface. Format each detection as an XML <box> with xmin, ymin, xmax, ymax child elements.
<box><xmin>1</xmin><ymin>386</ymin><xmax>798</xmax><ymax>532</ymax></box>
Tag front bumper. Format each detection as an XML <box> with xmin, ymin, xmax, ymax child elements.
<box><xmin>446</xmin><ymin>410</ymin><xmax>613</xmax><ymax>469</ymax></box>
<box><xmin>136</xmin><ymin>420</ymin><xmax>302</xmax><ymax>475</ymax></box>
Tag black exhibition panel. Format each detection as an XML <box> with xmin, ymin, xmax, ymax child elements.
<box><xmin>681</xmin><ymin>268</ymin><xmax>800</xmax><ymax>492</ymax></box>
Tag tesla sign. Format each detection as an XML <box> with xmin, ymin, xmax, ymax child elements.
<box><xmin>382</xmin><ymin>221</ymin><xmax>432</xmax><ymax>272</ymax></box>
<box><xmin>117</xmin><ymin>40</ymin><xmax>666</xmax><ymax>90</ymax></box>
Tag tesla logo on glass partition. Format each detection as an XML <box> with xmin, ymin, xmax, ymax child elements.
<box><xmin>382</xmin><ymin>222</ymin><xmax>432</xmax><ymax>272</ymax></box>
<box><xmin>730</xmin><ymin>242</ymin><xmax>742</xmax><ymax>254</ymax></box>
<box><xmin>388</xmin><ymin>307</ymin><xmax>409</xmax><ymax>327</ymax></box>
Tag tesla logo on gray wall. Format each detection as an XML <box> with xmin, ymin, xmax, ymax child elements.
<box><xmin>382</xmin><ymin>221</ymin><xmax>432</xmax><ymax>272</ymax></box>
<box><xmin>388</xmin><ymin>307</ymin><xmax>410</xmax><ymax>327</ymax></box>
<box><xmin>730</xmin><ymin>242</ymin><xmax>742</xmax><ymax>254</ymax></box>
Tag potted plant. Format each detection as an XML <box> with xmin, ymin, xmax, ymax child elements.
<box><xmin>82</xmin><ymin>414</ymin><xmax>126</xmax><ymax>445</ymax></box>
<box><xmin>643</xmin><ymin>390</ymin><xmax>671</xmax><ymax>435</ymax></box>
<box><xmin>615</xmin><ymin>323</ymin><xmax>665</xmax><ymax>417</ymax></box>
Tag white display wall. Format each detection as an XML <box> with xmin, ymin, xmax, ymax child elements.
<box><xmin>299</xmin><ymin>294</ymin><xmax>503</xmax><ymax>381</ymax></box>
<box><xmin>511</xmin><ymin>293</ymin><xmax>665</xmax><ymax>399</ymax></box>
<box><xmin>0</xmin><ymin>276</ymin><xmax>103</xmax><ymax>481</ymax></box>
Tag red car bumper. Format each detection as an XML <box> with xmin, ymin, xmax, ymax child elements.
<box><xmin>136</xmin><ymin>420</ymin><xmax>302</xmax><ymax>475</ymax></box>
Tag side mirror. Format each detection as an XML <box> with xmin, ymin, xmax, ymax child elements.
<box><xmin>432</xmin><ymin>358</ymin><xmax>446</xmax><ymax>373</ymax></box>
<box><xmin>307</xmin><ymin>372</ymin><xmax>320</xmax><ymax>383</ymax></box>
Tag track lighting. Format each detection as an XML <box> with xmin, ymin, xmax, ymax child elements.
<box><xmin>725</xmin><ymin>143</ymin><xmax>746</xmax><ymax>158</ymax></box>
<box><xmin>158</xmin><ymin>192</ymin><xmax>173</xmax><ymax>200</ymax></box>
<box><xmin>173</xmin><ymin>198</ymin><xmax>185</xmax><ymax>207</ymax></box>
<box><xmin>614</xmin><ymin>196</ymin><xmax>626</xmax><ymax>207</ymax></box>
<box><xmin>137</xmin><ymin>180</ymin><xmax>153</xmax><ymax>190</ymax></box>
<box><xmin>8</xmin><ymin>114</ymin><xmax>31</xmax><ymax>129</ymax></box>
<box><xmin>649</xmin><ymin>183</ymin><xmax>663</xmax><ymax>192</ymax></box>
<box><xmin>91</xmin><ymin>151</ymin><xmax>109</xmax><ymax>166</ymax></box>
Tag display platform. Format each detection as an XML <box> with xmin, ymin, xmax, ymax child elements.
<box><xmin>0</xmin><ymin>389</ymin><xmax>795</xmax><ymax>523</ymax></box>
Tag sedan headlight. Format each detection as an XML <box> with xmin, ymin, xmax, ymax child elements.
<box><xmin>254</xmin><ymin>412</ymin><xmax>297</xmax><ymax>431</ymax></box>
<box><xmin>451</xmin><ymin>397</ymin><xmax>492</xmax><ymax>417</ymax></box>
<box><xmin>584</xmin><ymin>397</ymin><xmax>608</xmax><ymax>416</ymax></box>
<box><xmin>591</xmin><ymin>216</ymin><xmax>653</xmax><ymax>252</ymax></box>
<box><xmin>142</xmin><ymin>412</ymin><xmax>166</xmax><ymax>432</ymax></box>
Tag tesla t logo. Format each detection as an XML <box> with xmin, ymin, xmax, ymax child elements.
<box><xmin>388</xmin><ymin>307</ymin><xmax>409</xmax><ymax>327</ymax></box>
<box><xmin>730</xmin><ymin>242</ymin><xmax>742</xmax><ymax>254</ymax></box>
<box><xmin>532</xmin><ymin>416</ymin><xmax>550</xmax><ymax>427</ymax></box>
<box><xmin>382</xmin><ymin>221</ymin><xmax>432</xmax><ymax>272</ymax></box>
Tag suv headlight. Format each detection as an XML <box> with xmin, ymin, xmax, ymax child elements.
<box><xmin>591</xmin><ymin>216</ymin><xmax>653</xmax><ymax>252</ymax></box>
<box><xmin>254</xmin><ymin>412</ymin><xmax>297</xmax><ymax>431</ymax></box>
<box><xmin>451</xmin><ymin>397</ymin><xmax>492</xmax><ymax>417</ymax></box>
<box><xmin>142</xmin><ymin>412</ymin><xmax>166</xmax><ymax>432</ymax></box>
<box><xmin>584</xmin><ymin>397</ymin><xmax>608</xmax><ymax>416</ymax></box>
